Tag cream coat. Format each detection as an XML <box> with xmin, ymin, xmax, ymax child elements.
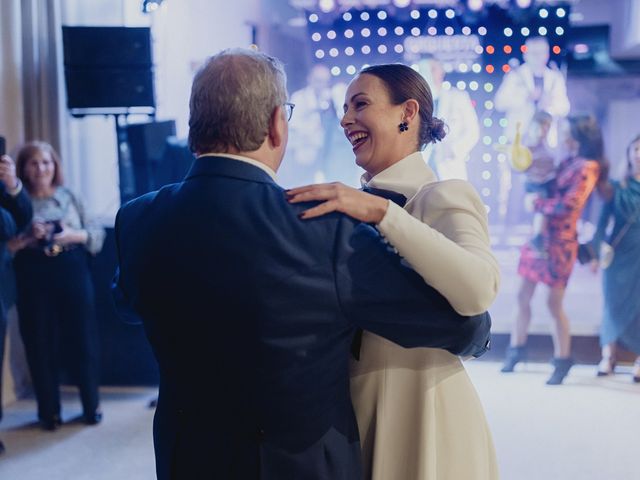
<box><xmin>351</xmin><ymin>152</ymin><xmax>500</xmax><ymax>480</ymax></box>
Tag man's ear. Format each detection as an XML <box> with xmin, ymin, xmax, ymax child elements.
<box><xmin>267</xmin><ymin>106</ymin><xmax>286</xmax><ymax>149</ymax></box>
<box><xmin>402</xmin><ymin>99</ymin><xmax>420</xmax><ymax>125</ymax></box>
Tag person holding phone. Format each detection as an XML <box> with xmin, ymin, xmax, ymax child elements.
<box><xmin>0</xmin><ymin>138</ymin><xmax>33</xmax><ymax>453</ymax></box>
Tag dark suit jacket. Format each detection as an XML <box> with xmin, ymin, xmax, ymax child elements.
<box><xmin>0</xmin><ymin>184</ymin><xmax>32</xmax><ymax>317</ymax></box>
<box><xmin>114</xmin><ymin>156</ymin><xmax>491</xmax><ymax>480</ymax></box>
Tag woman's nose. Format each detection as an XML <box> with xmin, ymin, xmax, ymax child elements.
<box><xmin>340</xmin><ymin>111</ymin><xmax>353</xmax><ymax>129</ymax></box>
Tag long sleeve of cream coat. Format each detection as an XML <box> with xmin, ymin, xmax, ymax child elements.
<box><xmin>376</xmin><ymin>179</ymin><xmax>500</xmax><ymax>316</ymax></box>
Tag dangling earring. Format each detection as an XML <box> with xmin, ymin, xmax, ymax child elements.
<box><xmin>398</xmin><ymin>121</ymin><xmax>409</xmax><ymax>132</ymax></box>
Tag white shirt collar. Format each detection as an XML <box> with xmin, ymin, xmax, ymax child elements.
<box><xmin>198</xmin><ymin>153</ymin><xmax>277</xmax><ymax>181</ymax></box>
<box><xmin>361</xmin><ymin>151</ymin><xmax>437</xmax><ymax>200</ymax></box>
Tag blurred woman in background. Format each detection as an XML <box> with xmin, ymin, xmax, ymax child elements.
<box><xmin>502</xmin><ymin>115</ymin><xmax>608</xmax><ymax>385</ymax></box>
<box><xmin>592</xmin><ymin>134</ymin><xmax>640</xmax><ymax>381</ymax></box>
<box><xmin>9</xmin><ymin>141</ymin><xmax>104</xmax><ymax>430</ymax></box>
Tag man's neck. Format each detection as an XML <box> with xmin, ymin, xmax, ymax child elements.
<box><xmin>205</xmin><ymin>148</ymin><xmax>279</xmax><ymax>173</ymax></box>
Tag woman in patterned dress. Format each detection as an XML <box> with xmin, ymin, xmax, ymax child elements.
<box><xmin>501</xmin><ymin>115</ymin><xmax>608</xmax><ymax>384</ymax></box>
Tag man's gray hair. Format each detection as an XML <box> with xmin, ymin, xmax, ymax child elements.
<box><xmin>188</xmin><ymin>48</ymin><xmax>287</xmax><ymax>154</ymax></box>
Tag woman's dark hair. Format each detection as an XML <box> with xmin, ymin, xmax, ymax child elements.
<box><xmin>360</xmin><ymin>63</ymin><xmax>447</xmax><ymax>150</ymax></box>
<box><xmin>16</xmin><ymin>141</ymin><xmax>64</xmax><ymax>192</ymax></box>
<box><xmin>568</xmin><ymin>115</ymin><xmax>610</xmax><ymax>196</ymax></box>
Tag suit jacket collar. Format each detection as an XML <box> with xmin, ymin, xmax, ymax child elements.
<box><xmin>185</xmin><ymin>155</ymin><xmax>278</xmax><ymax>186</ymax></box>
<box><xmin>361</xmin><ymin>151</ymin><xmax>437</xmax><ymax>201</ymax></box>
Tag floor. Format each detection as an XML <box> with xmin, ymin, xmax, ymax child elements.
<box><xmin>0</xmin><ymin>362</ymin><xmax>638</xmax><ymax>480</ymax></box>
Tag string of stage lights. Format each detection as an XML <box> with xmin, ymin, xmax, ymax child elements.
<box><xmin>305</xmin><ymin>3</ymin><xmax>570</xmax><ymax>221</ymax></box>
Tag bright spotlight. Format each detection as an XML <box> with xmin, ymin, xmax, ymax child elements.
<box><xmin>468</xmin><ymin>0</ymin><xmax>484</xmax><ymax>12</ymax></box>
<box><xmin>319</xmin><ymin>0</ymin><xmax>335</xmax><ymax>14</ymax></box>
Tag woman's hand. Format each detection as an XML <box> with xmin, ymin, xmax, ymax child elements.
<box><xmin>31</xmin><ymin>221</ymin><xmax>48</xmax><ymax>240</ymax></box>
<box><xmin>287</xmin><ymin>182</ymin><xmax>389</xmax><ymax>223</ymax></box>
<box><xmin>53</xmin><ymin>225</ymin><xmax>88</xmax><ymax>246</ymax></box>
<box><xmin>589</xmin><ymin>259</ymin><xmax>600</xmax><ymax>274</ymax></box>
<box><xmin>0</xmin><ymin>155</ymin><xmax>19</xmax><ymax>191</ymax></box>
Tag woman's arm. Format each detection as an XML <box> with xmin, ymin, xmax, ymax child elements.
<box><xmin>377</xmin><ymin>180</ymin><xmax>500</xmax><ymax>316</ymax></box>
<box><xmin>288</xmin><ymin>181</ymin><xmax>500</xmax><ymax>316</ymax></box>
<box><xmin>535</xmin><ymin>161</ymin><xmax>599</xmax><ymax>218</ymax></box>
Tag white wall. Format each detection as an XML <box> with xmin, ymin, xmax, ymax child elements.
<box><xmin>150</xmin><ymin>0</ymin><xmax>260</xmax><ymax>138</ymax></box>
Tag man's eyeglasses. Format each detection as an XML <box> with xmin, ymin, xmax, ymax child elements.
<box><xmin>283</xmin><ymin>102</ymin><xmax>295</xmax><ymax>122</ymax></box>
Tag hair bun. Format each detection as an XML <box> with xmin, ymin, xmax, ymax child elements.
<box><xmin>429</xmin><ymin>116</ymin><xmax>447</xmax><ymax>143</ymax></box>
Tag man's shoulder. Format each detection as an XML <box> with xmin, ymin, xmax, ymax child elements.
<box><xmin>117</xmin><ymin>184</ymin><xmax>179</xmax><ymax>225</ymax></box>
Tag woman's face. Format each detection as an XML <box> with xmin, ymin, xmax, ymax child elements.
<box><xmin>629</xmin><ymin>140</ymin><xmax>640</xmax><ymax>176</ymax></box>
<box><xmin>24</xmin><ymin>149</ymin><xmax>55</xmax><ymax>190</ymax></box>
<box><xmin>340</xmin><ymin>74</ymin><xmax>414</xmax><ymax>176</ymax></box>
<box><xmin>559</xmin><ymin>120</ymin><xmax>578</xmax><ymax>158</ymax></box>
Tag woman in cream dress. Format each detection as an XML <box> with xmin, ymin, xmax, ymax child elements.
<box><xmin>288</xmin><ymin>64</ymin><xmax>500</xmax><ymax>479</ymax></box>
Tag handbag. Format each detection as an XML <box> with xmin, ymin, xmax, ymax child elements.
<box><xmin>599</xmin><ymin>214</ymin><xmax>638</xmax><ymax>269</ymax></box>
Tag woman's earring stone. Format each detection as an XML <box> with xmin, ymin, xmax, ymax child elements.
<box><xmin>399</xmin><ymin>121</ymin><xmax>409</xmax><ymax>132</ymax></box>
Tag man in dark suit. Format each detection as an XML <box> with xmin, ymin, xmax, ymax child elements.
<box><xmin>114</xmin><ymin>49</ymin><xmax>491</xmax><ymax>479</ymax></box>
<box><xmin>0</xmin><ymin>152</ymin><xmax>33</xmax><ymax>454</ymax></box>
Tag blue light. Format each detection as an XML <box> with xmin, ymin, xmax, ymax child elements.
<box><xmin>343</xmin><ymin>12</ymin><xmax>352</xmax><ymax>21</ymax></box>
<box><xmin>538</xmin><ymin>26</ymin><xmax>548</xmax><ymax>36</ymax></box>
<box><xmin>315</xmin><ymin>49</ymin><xmax>325</xmax><ymax>59</ymax></box>
<box><xmin>445</xmin><ymin>26</ymin><xmax>454</xmax><ymax>36</ymax></box>
<box><xmin>378</xmin><ymin>27</ymin><xmax>387</xmax><ymax>37</ymax></box>
<box><xmin>556</xmin><ymin>26</ymin><xmax>565</xmax><ymax>36</ymax></box>
<box><xmin>394</xmin><ymin>26</ymin><xmax>404</xmax><ymax>36</ymax></box>
<box><xmin>556</xmin><ymin>7</ymin><xmax>566</xmax><ymax>18</ymax></box>
<box><xmin>345</xmin><ymin>47</ymin><xmax>355</xmax><ymax>56</ymax></box>
<box><xmin>410</xmin><ymin>9</ymin><xmax>420</xmax><ymax>19</ymax></box>
<box><xmin>428</xmin><ymin>9</ymin><xmax>437</xmax><ymax>19</ymax></box>
<box><xmin>361</xmin><ymin>45</ymin><xmax>371</xmax><ymax>54</ymax></box>
<box><xmin>360</xmin><ymin>12</ymin><xmax>370</xmax><ymax>21</ymax></box>
<box><xmin>327</xmin><ymin>30</ymin><xmax>336</xmax><ymax>40</ymax></box>
<box><xmin>308</xmin><ymin>13</ymin><xmax>319</xmax><ymax>23</ymax></box>
<box><xmin>331</xmin><ymin>66</ymin><xmax>341</xmax><ymax>76</ymax></box>
<box><xmin>377</xmin><ymin>11</ymin><xmax>387</xmax><ymax>20</ymax></box>
<box><xmin>344</xmin><ymin>29</ymin><xmax>354</xmax><ymax>38</ymax></box>
<box><xmin>361</xmin><ymin>28</ymin><xmax>371</xmax><ymax>38</ymax></box>
<box><xmin>378</xmin><ymin>45</ymin><xmax>388</xmax><ymax>54</ymax></box>
<box><xmin>521</xmin><ymin>27</ymin><xmax>530</xmax><ymax>36</ymax></box>
<box><xmin>445</xmin><ymin>9</ymin><xmax>455</xmax><ymax>19</ymax></box>
<box><xmin>411</xmin><ymin>27</ymin><xmax>421</xmax><ymax>36</ymax></box>
<box><xmin>311</xmin><ymin>33</ymin><xmax>321</xmax><ymax>42</ymax></box>
<box><xmin>539</xmin><ymin>8</ymin><xmax>549</xmax><ymax>18</ymax></box>
<box><xmin>504</xmin><ymin>27</ymin><xmax>513</xmax><ymax>37</ymax></box>
<box><xmin>478</xmin><ymin>26</ymin><xmax>487</xmax><ymax>36</ymax></box>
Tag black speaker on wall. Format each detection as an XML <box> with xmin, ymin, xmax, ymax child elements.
<box><xmin>62</xmin><ymin>26</ymin><xmax>155</xmax><ymax>109</ymax></box>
